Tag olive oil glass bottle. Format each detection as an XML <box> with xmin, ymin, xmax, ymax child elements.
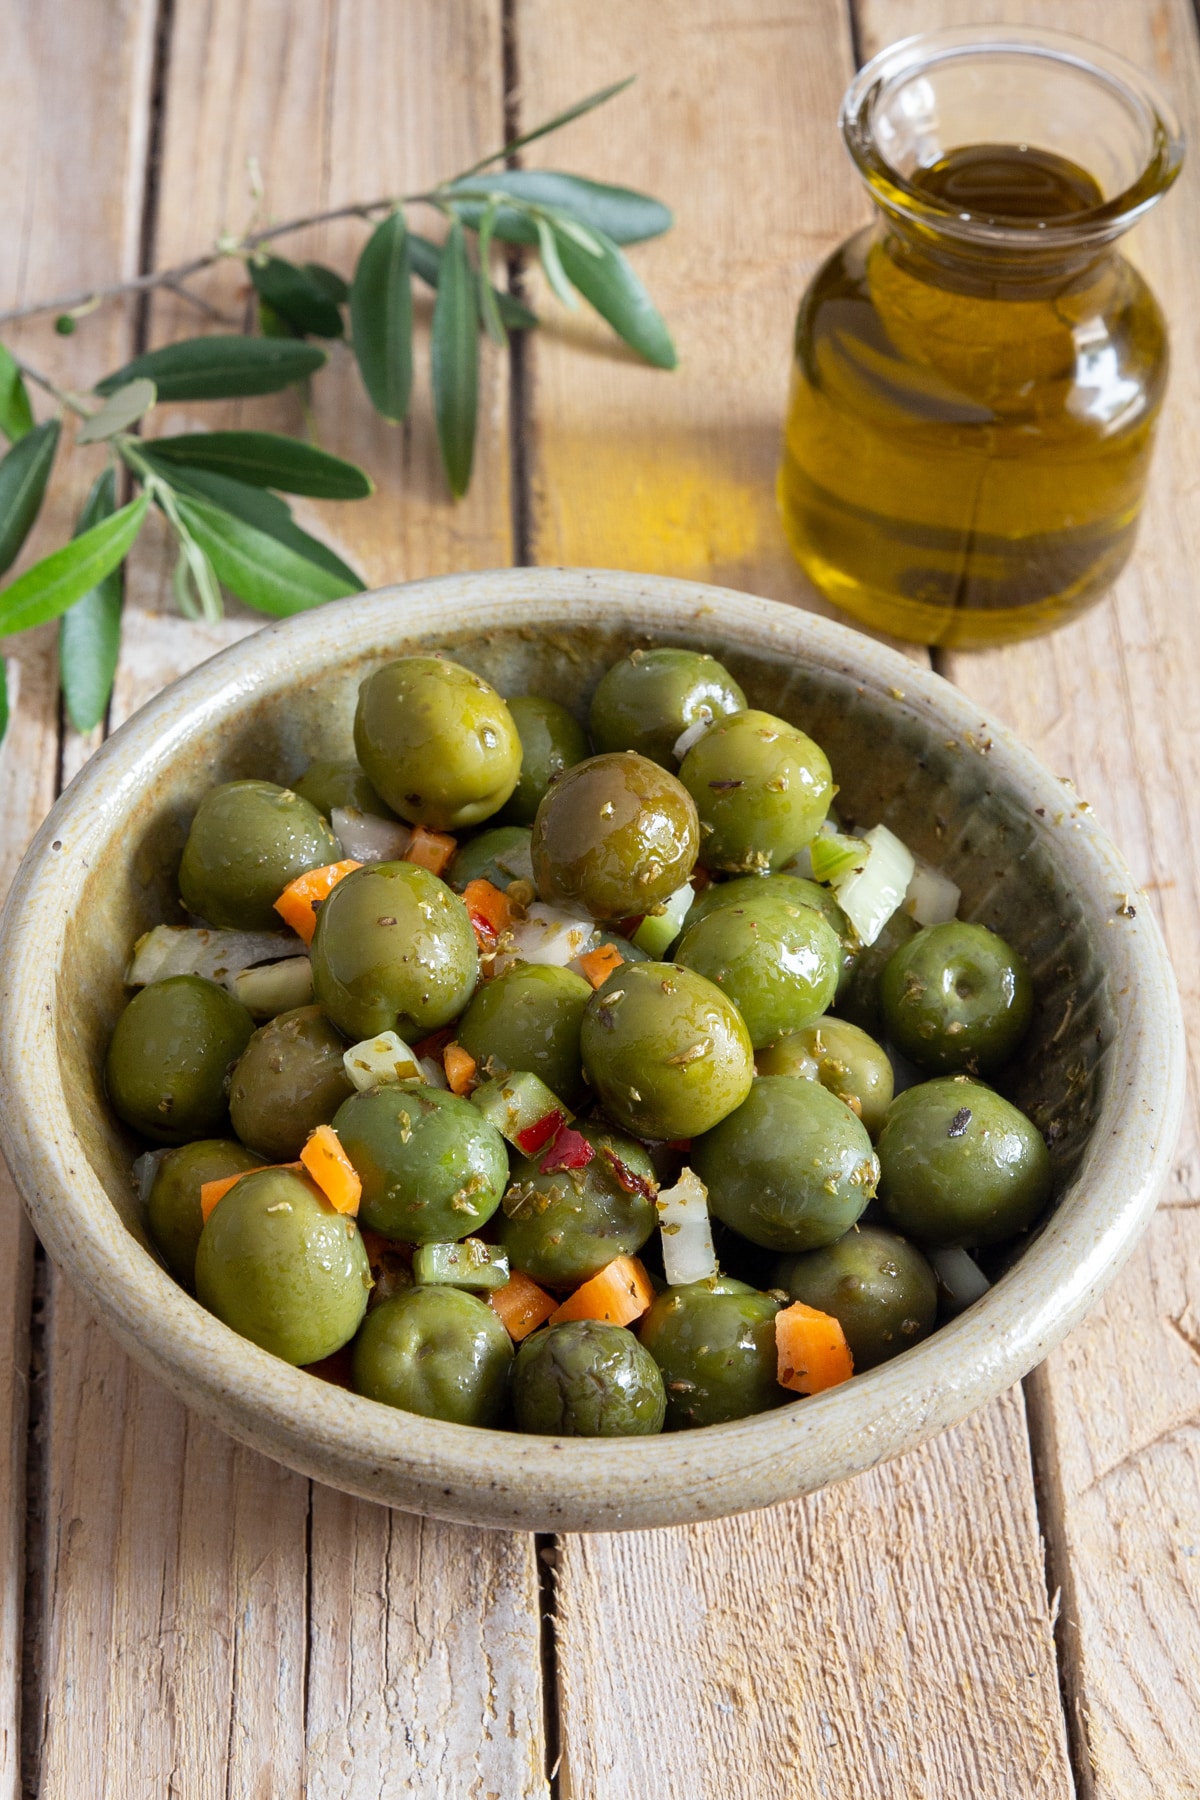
<box><xmin>780</xmin><ymin>27</ymin><xmax>1184</xmax><ymax>648</ymax></box>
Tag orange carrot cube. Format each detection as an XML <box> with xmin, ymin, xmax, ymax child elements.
<box><xmin>489</xmin><ymin>1270</ymin><xmax>558</xmax><ymax>1341</ymax></box>
<box><xmin>404</xmin><ymin>826</ymin><xmax>457</xmax><ymax>877</ymax></box>
<box><xmin>548</xmin><ymin>1255</ymin><xmax>655</xmax><ymax>1328</ymax></box>
<box><xmin>273</xmin><ymin>859</ymin><xmax>362</xmax><ymax>945</ymax></box>
<box><xmin>577</xmin><ymin>943</ymin><xmax>624</xmax><ymax>990</ymax></box>
<box><xmin>775</xmin><ymin>1301</ymin><xmax>854</xmax><ymax>1394</ymax></box>
<box><xmin>300</xmin><ymin>1125</ymin><xmax>362</xmax><ymax>1215</ymax></box>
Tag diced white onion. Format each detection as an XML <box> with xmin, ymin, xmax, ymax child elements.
<box><xmin>331</xmin><ymin>806</ymin><xmax>412</xmax><ymax>863</ymax></box>
<box><xmin>233</xmin><ymin>957</ymin><xmax>315</xmax><ymax>1018</ymax></box>
<box><xmin>494</xmin><ymin>836</ymin><xmax>535</xmax><ymax>886</ymax></box>
<box><xmin>419</xmin><ymin>1055</ymin><xmax>449</xmax><ymax>1089</ymax></box>
<box><xmin>905</xmin><ymin>861</ymin><xmax>960</xmax><ymax>927</ymax></box>
<box><xmin>929</xmin><ymin>1246</ymin><xmax>991</xmax><ymax>1314</ymax></box>
<box><xmin>672</xmin><ymin>708</ymin><xmax>714</xmax><ymax>761</ymax></box>
<box><xmin>132</xmin><ymin>1148</ymin><xmax>168</xmax><ymax>1215</ymax></box>
<box><xmin>343</xmin><ymin>1030</ymin><xmax>421</xmax><ymax>1092</ymax></box>
<box><xmin>656</xmin><ymin>1167</ymin><xmax>718</xmax><ymax>1286</ymax></box>
<box><xmin>126</xmin><ymin>924</ymin><xmax>306</xmax><ymax>989</ymax></box>
<box><xmin>494</xmin><ymin>903</ymin><xmax>596</xmax><ymax>974</ymax></box>
<box><xmin>832</xmin><ymin>824</ymin><xmax>914</xmax><ymax>947</ymax></box>
<box><xmin>632</xmin><ymin>882</ymin><xmax>696</xmax><ymax>957</ymax></box>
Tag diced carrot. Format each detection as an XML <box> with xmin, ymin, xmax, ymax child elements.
<box><xmin>444</xmin><ymin>1041</ymin><xmax>479</xmax><ymax>1096</ymax></box>
<box><xmin>300</xmin><ymin>1124</ymin><xmax>362</xmax><ymax>1215</ymax></box>
<box><xmin>775</xmin><ymin>1301</ymin><xmax>854</xmax><ymax>1395</ymax></box>
<box><xmin>404</xmin><ymin>825</ymin><xmax>457</xmax><ymax>876</ymax></box>
<box><xmin>548</xmin><ymin>1255</ymin><xmax>655</xmax><ymax>1328</ymax></box>
<box><xmin>463</xmin><ymin>878</ymin><xmax>514</xmax><ymax>944</ymax></box>
<box><xmin>489</xmin><ymin>1269</ymin><xmax>558</xmax><ymax>1342</ymax></box>
<box><xmin>199</xmin><ymin>1161</ymin><xmax>304</xmax><ymax>1223</ymax></box>
<box><xmin>273</xmin><ymin>858</ymin><xmax>362</xmax><ymax>944</ymax></box>
<box><xmin>577</xmin><ymin>943</ymin><xmax>624</xmax><ymax>990</ymax></box>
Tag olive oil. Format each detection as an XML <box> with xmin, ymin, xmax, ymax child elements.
<box><xmin>780</xmin><ymin>144</ymin><xmax>1169</xmax><ymax>647</ymax></box>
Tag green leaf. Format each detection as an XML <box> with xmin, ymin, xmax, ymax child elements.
<box><xmin>76</xmin><ymin>377</ymin><xmax>157</xmax><ymax>445</ymax></box>
<box><xmin>409</xmin><ymin>234</ymin><xmax>538</xmax><ymax>331</ymax></box>
<box><xmin>142</xmin><ymin>462</ymin><xmax>363</xmax><ymax>587</ymax></box>
<box><xmin>431</xmin><ymin>221</ymin><xmax>479</xmax><ymax>499</ymax></box>
<box><xmin>0</xmin><ymin>420</ymin><xmax>60</xmax><ymax>578</ymax></box>
<box><xmin>303</xmin><ymin>262</ymin><xmax>350</xmax><ymax>305</ymax></box>
<box><xmin>350</xmin><ymin>212</ymin><xmax>413</xmax><ymax>424</ymax></box>
<box><xmin>0</xmin><ymin>346</ymin><xmax>34</xmax><ymax>443</ymax></box>
<box><xmin>535</xmin><ymin>217</ymin><xmax>577</xmax><ymax>311</ymax></box>
<box><xmin>476</xmin><ymin>203</ymin><xmax>506</xmax><ymax>346</ymax></box>
<box><xmin>447</xmin><ymin>172</ymin><xmax>672</xmax><ymax>246</ymax></box>
<box><xmin>59</xmin><ymin>469</ymin><xmax>124</xmax><ymax>733</ymax></box>
<box><xmin>173</xmin><ymin>493</ymin><xmax>361</xmax><ymax>616</ymax></box>
<box><xmin>554</xmin><ymin>225</ymin><xmax>676</xmax><ymax>369</ymax></box>
<box><xmin>249</xmin><ymin>256</ymin><xmax>344</xmax><ymax>339</ymax></box>
<box><xmin>0</xmin><ymin>491</ymin><xmax>146</xmax><ymax>636</ymax></box>
<box><xmin>96</xmin><ymin>337</ymin><xmax>326</xmax><ymax>402</ymax></box>
<box><xmin>143</xmin><ymin>431</ymin><xmax>372</xmax><ymax>500</ymax></box>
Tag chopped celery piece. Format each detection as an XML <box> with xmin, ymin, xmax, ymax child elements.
<box><xmin>412</xmin><ymin>1238</ymin><xmax>510</xmax><ymax>1289</ymax></box>
<box><xmin>809</xmin><ymin>830</ymin><xmax>868</xmax><ymax>886</ymax></box>
<box><xmin>632</xmin><ymin>881</ymin><xmax>695</xmax><ymax>957</ymax></box>
<box><xmin>832</xmin><ymin>824</ymin><xmax>914</xmax><ymax>947</ymax></box>
<box><xmin>233</xmin><ymin>956</ymin><xmax>315</xmax><ymax>1018</ymax></box>
<box><xmin>342</xmin><ymin>1030</ymin><xmax>421</xmax><ymax>1092</ymax></box>
<box><xmin>470</xmin><ymin>1069</ymin><xmax>573</xmax><ymax>1153</ymax></box>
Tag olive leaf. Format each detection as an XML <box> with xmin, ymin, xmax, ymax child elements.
<box><xmin>173</xmin><ymin>493</ymin><xmax>361</xmax><ymax>615</ymax></box>
<box><xmin>350</xmin><ymin>212</ymin><xmax>413</xmax><ymax>424</ymax></box>
<box><xmin>552</xmin><ymin>225</ymin><xmax>676</xmax><ymax>369</ymax></box>
<box><xmin>409</xmin><ymin>234</ymin><xmax>537</xmax><ymax>331</ymax></box>
<box><xmin>59</xmin><ymin>469</ymin><xmax>124</xmax><ymax>733</ymax></box>
<box><xmin>430</xmin><ymin>220</ymin><xmax>478</xmax><ymax>499</ymax></box>
<box><xmin>475</xmin><ymin>203</ymin><xmax>506</xmax><ymax>346</ymax></box>
<box><xmin>534</xmin><ymin>217</ymin><xmax>578</xmax><ymax>311</ymax></box>
<box><xmin>249</xmin><ymin>256</ymin><xmax>344</xmax><ymax>339</ymax></box>
<box><xmin>96</xmin><ymin>337</ymin><xmax>326</xmax><ymax>402</ymax></box>
<box><xmin>0</xmin><ymin>345</ymin><xmax>34</xmax><ymax>444</ymax></box>
<box><xmin>145</xmin><ymin>461</ymin><xmax>362</xmax><ymax>587</ymax></box>
<box><xmin>447</xmin><ymin>172</ymin><xmax>672</xmax><ymax>247</ymax></box>
<box><xmin>303</xmin><ymin>263</ymin><xmax>350</xmax><ymax>306</ymax></box>
<box><xmin>0</xmin><ymin>420</ymin><xmax>60</xmax><ymax>577</ymax></box>
<box><xmin>0</xmin><ymin>490</ymin><xmax>147</xmax><ymax>636</ymax></box>
<box><xmin>144</xmin><ymin>431</ymin><xmax>372</xmax><ymax>499</ymax></box>
<box><xmin>76</xmin><ymin>377</ymin><xmax>157</xmax><ymax>445</ymax></box>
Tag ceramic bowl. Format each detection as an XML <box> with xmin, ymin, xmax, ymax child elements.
<box><xmin>0</xmin><ymin>570</ymin><xmax>1184</xmax><ymax>1531</ymax></box>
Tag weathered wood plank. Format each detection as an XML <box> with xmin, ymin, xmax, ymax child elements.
<box><xmin>516</xmin><ymin>5</ymin><xmax>1073</xmax><ymax>1795</ymax></box>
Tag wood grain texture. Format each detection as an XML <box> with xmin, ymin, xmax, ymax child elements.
<box><xmin>853</xmin><ymin>2</ymin><xmax>1200</xmax><ymax>1793</ymax></box>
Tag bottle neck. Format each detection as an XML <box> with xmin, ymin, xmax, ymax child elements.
<box><xmin>870</xmin><ymin>202</ymin><xmax>1118</xmax><ymax>303</ymax></box>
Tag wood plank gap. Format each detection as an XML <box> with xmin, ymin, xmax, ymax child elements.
<box><xmin>17</xmin><ymin>1246</ymin><xmax>48</xmax><ymax>1800</ymax></box>
<box><xmin>534</xmin><ymin>1535</ymin><xmax>562</xmax><ymax>1799</ymax></box>
<box><xmin>846</xmin><ymin>0</ymin><xmax>867</xmax><ymax>70</ymax></box>
<box><xmin>1024</xmin><ymin>1370</ymin><xmax>1093</xmax><ymax>1800</ymax></box>
<box><xmin>134</xmin><ymin>0</ymin><xmax>177</xmax><ymax>349</ymax></box>
<box><xmin>502</xmin><ymin>0</ymin><xmax>533</xmax><ymax>567</ymax></box>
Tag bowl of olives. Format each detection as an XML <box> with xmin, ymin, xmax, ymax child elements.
<box><xmin>0</xmin><ymin>568</ymin><xmax>1183</xmax><ymax>1531</ymax></box>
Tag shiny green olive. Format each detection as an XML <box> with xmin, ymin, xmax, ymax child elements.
<box><xmin>772</xmin><ymin>1225</ymin><xmax>937</xmax><ymax>1370</ymax></box>
<box><xmin>447</xmin><ymin>826</ymin><xmax>532</xmax><ymax>893</ymax></box>
<box><xmin>588</xmin><ymin>648</ymin><xmax>747</xmax><ymax>767</ymax></box>
<box><xmin>195</xmin><ymin>1167</ymin><xmax>370</xmax><ymax>1364</ymax></box>
<box><xmin>880</xmin><ymin>921</ymin><xmax>1034</xmax><ymax>1075</ymax></box>
<box><xmin>693</xmin><ymin>1075</ymin><xmax>879</xmax><ymax>1252</ymax></box>
<box><xmin>351</xmin><ymin>1286</ymin><xmax>512</xmax><ymax>1425</ymax></box>
<box><xmin>500</xmin><ymin>695</ymin><xmax>590</xmax><ymax>826</ymax></box>
<box><xmin>877</xmin><ymin>1076</ymin><xmax>1052</xmax><ymax>1248</ymax></box>
<box><xmin>497</xmin><ymin>1120</ymin><xmax>657</xmax><ymax>1286</ymax></box>
<box><xmin>580</xmin><ymin>961</ymin><xmax>754</xmax><ymax>1140</ymax></box>
<box><xmin>679</xmin><ymin>710</ymin><xmax>833</xmax><ymax>874</ymax></box>
<box><xmin>292</xmin><ymin>758</ymin><xmax>393</xmax><ymax>819</ymax></box>
<box><xmin>531</xmin><ymin>752</ymin><xmax>699</xmax><ymax>920</ymax></box>
<box><xmin>146</xmin><ymin>1138</ymin><xmax>264</xmax><ymax>1288</ymax></box>
<box><xmin>756</xmin><ymin>1019</ymin><xmax>894</xmax><ymax>1138</ymax></box>
<box><xmin>106</xmin><ymin>975</ymin><xmax>255</xmax><ymax>1144</ymax></box>
<box><xmin>638</xmin><ymin>1278</ymin><xmax>787</xmax><ymax>1429</ymax></box>
<box><xmin>512</xmin><ymin>1320</ymin><xmax>666</xmax><ymax>1435</ymax></box>
<box><xmin>674</xmin><ymin>894</ymin><xmax>840</xmax><ymax>1049</ymax></box>
<box><xmin>834</xmin><ymin>907</ymin><xmax>918</xmax><ymax>1037</ymax></box>
<box><xmin>228</xmin><ymin>1005</ymin><xmax>353</xmax><ymax>1161</ymax></box>
<box><xmin>457</xmin><ymin>963</ymin><xmax>591</xmax><ymax>1108</ymax></box>
<box><xmin>332</xmin><ymin>1084</ymin><xmax>508</xmax><ymax>1243</ymax></box>
<box><xmin>688</xmin><ymin>872</ymin><xmax>854</xmax><ymax>993</ymax></box>
<box><xmin>179</xmin><ymin>780</ymin><xmax>341</xmax><ymax>931</ymax></box>
<box><xmin>310</xmin><ymin>861</ymin><xmax>478</xmax><ymax>1042</ymax></box>
<box><xmin>354</xmin><ymin>656</ymin><xmax>522</xmax><ymax>829</ymax></box>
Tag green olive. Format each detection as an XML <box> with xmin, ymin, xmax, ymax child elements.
<box><xmin>456</xmin><ymin>963</ymin><xmax>591</xmax><ymax>1107</ymax></box>
<box><xmin>674</xmin><ymin>894</ymin><xmax>841</xmax><ymax>1049</ymax></box>
<box><xmin>688</xmin><ymin>872</ymin><xmax>854</xmax><ymax>993</ymax></box>
<box><xmin>497</xmin><ymin>1119</ymin><xmax>657</xmax><ymax>1287</ymax></box>
<box><xmin>310</xmin><ymin>861</ymin><xmax>478</xmax><ymax>1042</ymax></box>
<box><xmin>877</xmin><ymin>1076</ymin><xmax>1052</xmax><ymax>1249</ymax></box>
<box><xmin>447</xmin><ymin>826</ymin><xmax>532</xmax><ymax>893</ymax></box>
<box><xmin>531</xmin><ymin>752</ymin><xmax>699</xmax><ymax>920</ymax></box>
<box><xmin>834</xmin><ymin>908</ymin><xmax>918</xmax><ymax>1037</ymax></box>
<box><xmin>588</xmin><ymin>648</ymin><xmax>747</xmax><ymax>767</ymax></box>
<box><xmin>880</xmin><ymin>921</ymin><xmax>1034</xmax><ymax>1075</ymax></box>
<box><xmin>332</xmin><ymin>1084</ymin><xmax>509</xmax><ymax>1242</ymax></box>
<box><xmin>693</xmin><ymin>1075</ymin><xmax>879</xmax><ymax>1251</ymax></box>
<box><xmin>511</xmin><ymin>1320</ymin><xmax>666</xmax><ymax>1435</ymax></box>
<box><xmin>638</xmin><ymin>1277</ymin><xmax>787</xmax><ymax>1429</ymax></box>
<box><xmin>146</xmin><ymin>1138</ymin><xmax>264</xmax><ymax>1288</ymax></box>
<box><xmin>179</xmin><ymin>780</ymin><xmax>342</xmax><ymax>931</ymax></box>
<box><xmin>292</xmin><ymin>758</ymin><xmax>394</xmax><ymax>819</ymax></box>
<box><xmin>354</xmin><ymin>656</ymin><xmax>522</xmax><ymax>829</ymax></box>
<box><xmin>756</xmin><ymin>1018</ymin><xmax>894</xmax><ymax>1138</ymax></box>
<box><xmin>351</xmin><ymin>1286</ymin><xmax>512</xmax><ymax>1426</ymax></box>
<box><xmin>106</xmin><ymin>975</ymin><xmax>255</xmax><ymax>1144</ymax></box>
<box><xmin>195</xmin><ymin>1167</ymin><xmax>370</xmax><ymax>1364</ymax></box>
<box><xmin>772</xmin><ymin>1225</ymin><xmax>937</xmax><ymax>1370</ymax></box>
<box><xmin>580</xmin><ymin>961</ymin><xmax>755</xmax><ymax>1140</ymax></box>
<box><xmin>228</xmin><ymin>1005</ymin><xmax>353</xmax><ymax>1161</ymax></box>
<box><xmin>679</xmin><ymin>709</ymin><xmax>833</xmax><ymax>874</ymax></box>
<box><xmin>500</xmin><ymin>695</ymin><xmax>590</xmax><ymax>826</ymax></box>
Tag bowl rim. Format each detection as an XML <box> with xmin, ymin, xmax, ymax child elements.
<box><xmin>0</xmin><ymin>567</ymin><xmax>1184</xmax><ymax>1532</ymax></box>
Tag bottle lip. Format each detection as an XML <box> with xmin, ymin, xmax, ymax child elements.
<box><xmin>841</xmin><ymin>24</ymin><xmax>1185</xmax><ymax>250</ymax></box>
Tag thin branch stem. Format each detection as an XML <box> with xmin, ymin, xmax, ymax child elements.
<box><xmin>10</xmin><ymin>355</ymin><xmax>92</xmax><ymax>417</ymax></box>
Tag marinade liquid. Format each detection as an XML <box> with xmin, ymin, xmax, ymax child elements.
<box><xmin>779</xmin><ymin>144</ymin><xmax>1169</xmax><ymax>648</ymax></box>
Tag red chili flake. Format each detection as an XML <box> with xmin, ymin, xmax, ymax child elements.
<box><xmin>601</xmin><ymin>1146</ymin><xmax>656</xmax><ymax>1201</ymax></box>
<box><xmin>469</xmin><ymin>912</ymin><xmax>498</xmax><ymax>951</ymax></box>
<box><xmin>539</xmin><ymin>1126</ymin><xmax>595</xmax><ymax>1173</ymax></box>
<box><xmin>413</xmin><ymin>1025</ymin><xmax>456</xmax><ymax>1060</ymax></box>
<box><xmin>515</xmin><ymin>1109</ymin><xmax>565</xmax><ymax>1157</ymax></box>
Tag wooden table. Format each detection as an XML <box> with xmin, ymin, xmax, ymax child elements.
<box><xmin>2</xmin><ymin>2</ymin><xmax>1197</xmax><ymax>1794</ymax></box>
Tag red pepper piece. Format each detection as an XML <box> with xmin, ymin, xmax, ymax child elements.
<box><xmin>601</xmin><ymin>1146</ymin><xmax>656</xmax><ymax>1201</ymax></box>
<box><xmin>540</xmin><ymin>1126</ymin><xmax>595</xmax><ymax>1173</ymax></box>
<box><xmin>515</xmin><ymin>1108</ymin><xmax>565</xmax><ymax>1157</ymax></box>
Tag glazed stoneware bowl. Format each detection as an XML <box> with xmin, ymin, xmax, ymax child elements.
<box><xmin>0</xmin><ymin>570</ymin><xmax>1184</xmax><ymax>1532</ymax></box>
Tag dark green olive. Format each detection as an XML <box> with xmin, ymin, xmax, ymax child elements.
<box><xmin>756</xmin><ymin>1018</ymin><xmax>894</xmax><ymax>1138</ymax></box>
<box><xmin>292</xmin><ymin>758</ymin><xmax>393</xmax><ymax>819</ymax></box>
<box><xmin>531</xmin><ymin>752</ymin><xmax>699</xmax><ymax>920</ymax></box>
<box><xmin>512</xmin><ymin>1320</ymin><xmax>666</xmax><ymax>1435</ymax></box>
<box><xmin>877</xmin><ymin>1076</ymin><xmax>1052</xmax><ymax>1248</ymax></box>
<box><xmin>693</xmin><ymin>1075</ymin><xmax>878</xmax><ymax>1252</ymax></box>
<box><xmin>500</xmin><ymin>696</ymin><xmax>590</xmax><ymax>826</ymax></box>
<box><xmin>638</xmin><ymin>1278</ymin><xmax>787</xmax><ymax>1429</ymax></box>
<box><xmin>178</xmin><ymin>780</ymin><xmax>341</xmax><ymax>931</ymax></box>
<box><xmin>195</xmin><ymin>1167</ymin><xmax>371</xmax><ymax>1364</ymax></box>
<box><xmin>679</xmin><ymin>710</ymin><xmax>833</xmax><ymax>874</ymax></box>
<box><xmin>106</xmin><ymin>975</ymin><xmax>255</xmax><ymax>1144</ymax></box>
<box><xmin>772</xmin><ymin>1225</ymin><xmax>937</xmax><ymax>1370</ymax></box>
<box><xmin>835</xmin><ymin>907</ymin><xmax>918</xmax><ymax>1037</ymax></box>
<box><xmin>446</xmin><ymin>826</ymin><xmax>532</xmax><ymax>893</ymax></box>
<box><xmin>146</xmin><ymin>1138</ymin><xmax>264</xmax><ymax>1288</ymax></box>
<box><xmin>880</xmin><ymin>921</ymin><xmax>1034</xmax><ymax>1074</ymax></box>
<box><xmin>354</xmin><ymin>656</ymin><xmax>522</xmax><ymax>829</ymax></box>
<box><xmin>310</xmin><ymin>861</ymin><xmax>478</xmax><ymax>1042</ymax></box>
<box><xmin>688</xmin><ymin>872</ymin><xmax>854</xmax><ymax>993</ymax></box>
<box><xmin>580</xmin><ymin>961</ymin><xmax>754</xmax><ymax>1140</ymax></box>
<box><xmin>674</xmin><ymin>894</ymin><xmax>840</xmax><ymax>1049</ymax></box>
<box><xmin>588</xmin><ymin>648</ymin><xmax>747</xmax><ymax>767</ymax></box>
<box><xmin>457</xmin><ymin>963</ymin><xmax>591</xmax><ymax>1107</ymax></box>
<box><xmin>497</xmin><ymin>1120</ymin><xmax>657</xmax><ymax>1286</ymax></box>
<box><xmin>228</xmin><ymin>1004</ymin><xmax>353</xmax><ymax>1161</ymax></box>
<box><xmin>332</xmin><ymin>1084</ymin><xmax>508</xmax><ymax>1243</ymax></box>
<box><xmin>351</xmin><ymin>1286</ymin><xmax>512</xmax><ymax>1425</ymax></box>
